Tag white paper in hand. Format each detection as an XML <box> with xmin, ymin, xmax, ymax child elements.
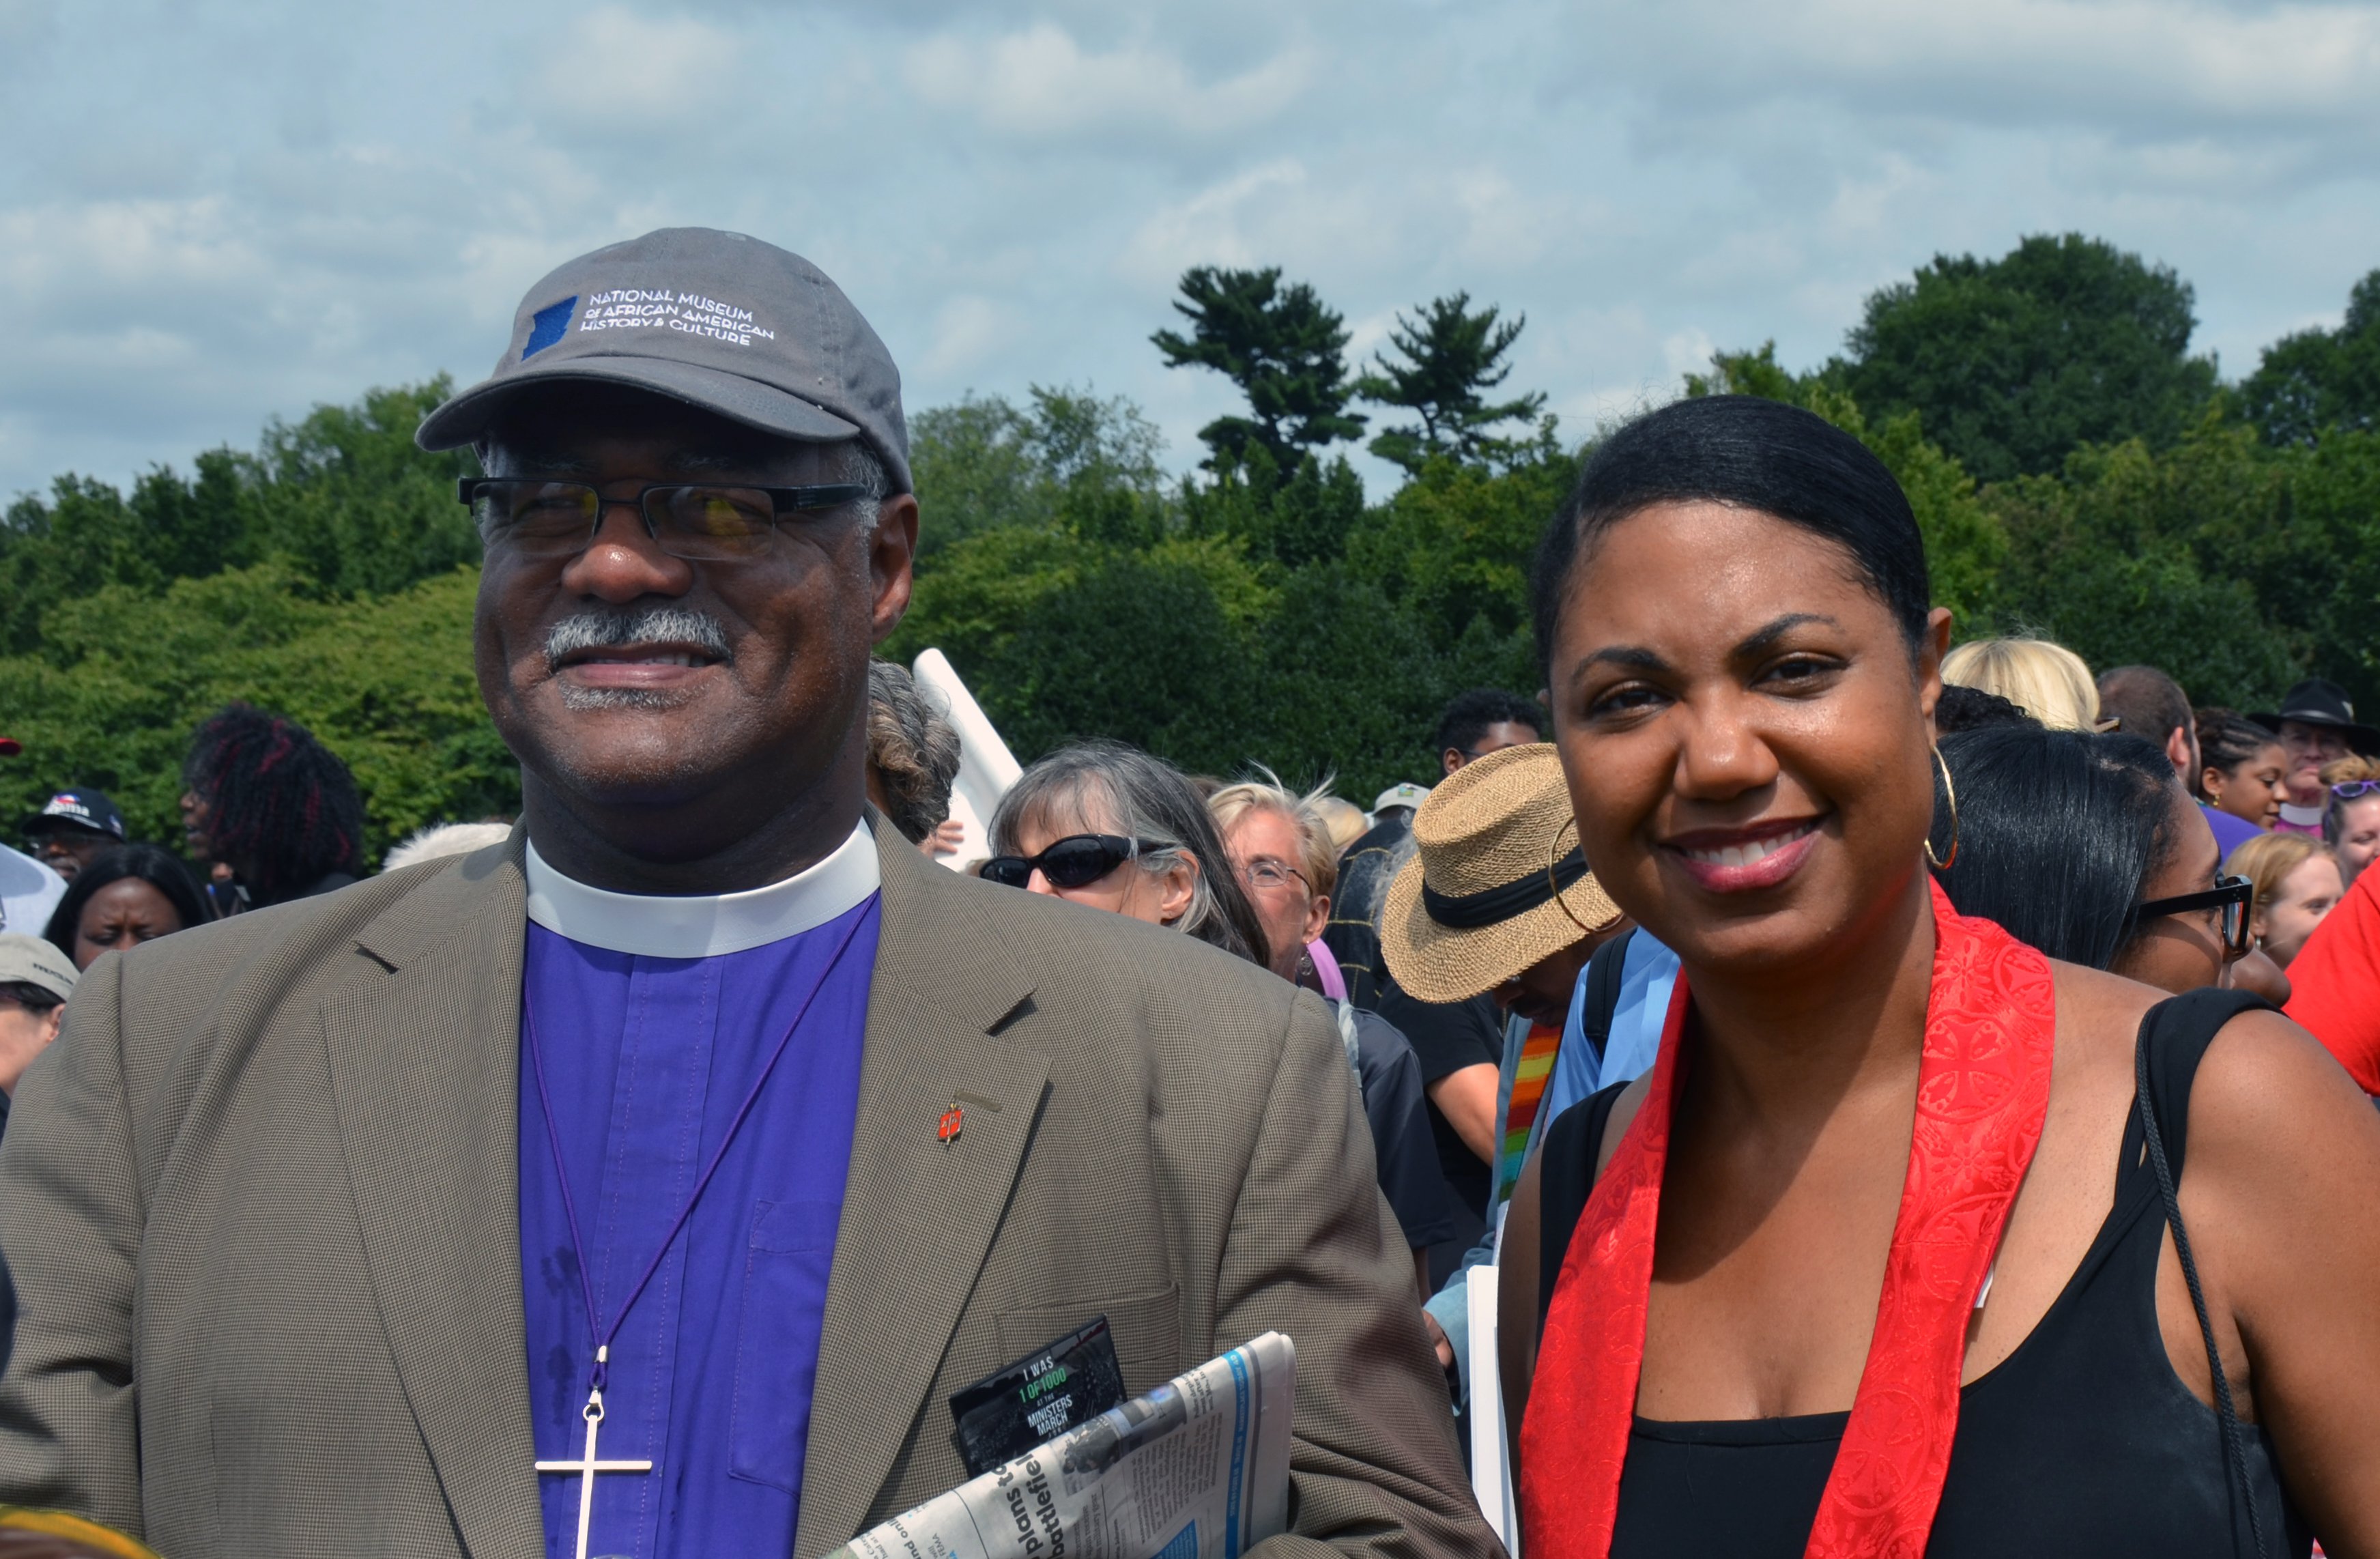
<box><xmin>829</xmin><ymin>1332</ymin><xmax>1295</xmax><ymax>1559</ymax></box>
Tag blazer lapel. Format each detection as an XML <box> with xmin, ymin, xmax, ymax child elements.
<box><xmin>796</xmin><ymin>826</ymin><xmax>1047</xmax><ymax>1558</ymax></box>
<box><xmin>323</xmin><ymin>842</ymin><xmax>545</xmax><ymax>1559</ymax></box>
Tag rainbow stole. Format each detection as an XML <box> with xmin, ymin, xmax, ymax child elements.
<box><xmin>1494</xmin><ymin>1021</ymin><xmax>1564</xmax><ymax>1210</ymax></box>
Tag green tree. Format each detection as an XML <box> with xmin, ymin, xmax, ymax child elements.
<box><xmin>908</xmin><ymin>386</ymin><xmax>1171</xmax><ymax>558</ymax></box>
<box><xmin>1355</xmin><ymin>292</ymin><xmax>1547</xmax><ymax>473</ymax></box>
<box><xmin>1152</xmin><ymin>266</ymin><xmax>1366</xmax><ymax>470</ymax></box>
<box><xmin>2237</xmin><ymin>269</ymin><xmax>2380</xmax><ymax>448</ymax></box>
<box><xmin>240</xmin><ymin>377</ymin><xmax>481</xmax><ymax>597</ymax></box>
<box><xmin>1180</xmin><ymin>443</ymin><xmax>1368</xmax><ymax>571</ymax></box>
<box><xmin>1831</xmin><ymin>234</ymin><xmax>2220</xmax><ymax>483</ymax></box>
<box><xmin>0</xmin><ymin>564</ymin><xmax>515</xmax><ymax>862</ymax></box>
<box><xmin>1684</xmin><ymin>344</ymin><xmax>2009</xmax><ymax>630</ymax></box>
<box><xmin>0</xmin><ymin>377</ymin><xmax>476</xmax><ymax>656</ymax></box>
<box><xmin>1981</xmin><ymin>439</ymin><xmax>2299</xmax><ymax>709</ymax></box>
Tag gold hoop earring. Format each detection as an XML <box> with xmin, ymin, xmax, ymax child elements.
<box><xmin>1548</xmin><ymin>814</ymin><xmax>1598</xmax><ymax>933</ymax></box>
<box><xmin>1925</xmin><ymin>743</ymin><xmax>1960</xmax><ymax>870</ymax></box>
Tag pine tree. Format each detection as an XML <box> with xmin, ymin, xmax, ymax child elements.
<box><xmin>1354</xmin><ymin>293</ymin><xmax>1546</xmax><ymax>473</ymax></box>
<box><xmin>1152</xmin><ymin>267</ymin><xmax>1365</xmax><ymax>471</ymax></box>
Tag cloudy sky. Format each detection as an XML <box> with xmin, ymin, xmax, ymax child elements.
<box><xmin>6</xmin><ymin>0</ymin><xmax>2379</xmax><ymax>502</ymax></box>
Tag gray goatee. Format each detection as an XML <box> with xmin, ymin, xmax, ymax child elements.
<box><xmin>543</xmin><ymin>606</ymin><xmax>734</xmax><ymax>710</ymax></box>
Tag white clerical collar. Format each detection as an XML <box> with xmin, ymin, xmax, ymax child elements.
<box><xmin>524</xmin><ymin>823</ymin><xmax>879</xmax><ymax>957</ymax></box>
<box><xmin>2280</xmin><ymin>801</ymin><xmax>2325</xmax><ymax>827</ymax></box>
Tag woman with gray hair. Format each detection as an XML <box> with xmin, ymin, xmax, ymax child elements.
<box><xmin>984</xmin><ymin>739</ymin><xmax>1269</xmax><ymax>967</ymax></box>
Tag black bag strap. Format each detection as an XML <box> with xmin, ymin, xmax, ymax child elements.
<box><xmin>2132</xmin><ymin>988</ymin><xmax>2275</xmax><ymax>1559</ymax></box>
<box><xmin>1576</xmin><ymin>927</ymin><xmax>1637</xmax><ymax>1063</ymax></box>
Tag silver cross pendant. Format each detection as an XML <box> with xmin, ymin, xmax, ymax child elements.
<box><xmin>534</xmin><ymin>1347</ymin><xmax>654</xmax><ymax>1559</ymax></box>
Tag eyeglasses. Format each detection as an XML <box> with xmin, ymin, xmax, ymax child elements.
<box><xmin>2128</xmin><ymin>874</ymin><xmax>2254</xmax><ymax>960</ymax></box>
<box><xmin>1238</xmin><ymin>857</ymin><xmax>1309</xmax><ymax>893</ymax></box>
<box><xmin>2332</xmin><ymin>780</ymin><xmax>2380</xmax><ymax>801</ymax></box>
<box><xmin>981</xmin><ymin>834</ymin><xmax>1167</xmax><ymax>891</ymax></box>
<box><xmin>457</xmin><ymin>478</ymin><xmax>870</xmax><ymax>561</ymax></box>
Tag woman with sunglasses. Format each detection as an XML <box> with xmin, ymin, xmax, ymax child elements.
<box><xmin>982</xmin><ymin>740</ymin><xmax>1269</xmax><ymax>966</ymax></box>
<box><xmin>2320</xmin><ymin>757</ymin><xmax>2380</xmax><ymax>893</ymax></box>
<box><xmin>1500</xmin><ymin>395</ymin><xmax>2380</xmax><ymax>1558</ymax></box>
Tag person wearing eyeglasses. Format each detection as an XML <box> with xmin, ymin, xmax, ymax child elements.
<box><xmin>1207</xmin><ymin>775</ymin><xmax>1455</xmax><ymax>1298</ymax></box>
<box><xmin>981</xmin><ymin>741</ymin><xmax>1270</xmax><ymax>964</ymax></box>
<box><xmin>2319</xmin><ymin>756</ymin><xmax>2380</xmax><ymax>891</ymax></box>
<box><xmin>1927</xmin><ymin>724</ymin><xmax>2272</xmax><ymax>997</ymax></box>
<box><xmin>0</xmin><ymin>233</ymin><xmax>1494</xmax><ymax>1559</ymax></box>
<box><xmin>2252</xmin><ymin>678</ymin><xmax>2380</xmax><ymax>838</ymax></box>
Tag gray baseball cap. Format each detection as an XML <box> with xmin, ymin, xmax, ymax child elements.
<box><xmin>416</xmin><ymin>227</ymin><xmax>911</xmax><ymax>493</ymax></box>
<box><xmin>0</xmin><ymin>933</ymin><xmax>75</xmax><ymax>1005</ymax></box>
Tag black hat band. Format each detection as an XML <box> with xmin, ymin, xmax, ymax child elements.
<box><xmin>1422</xmin><ymin>846</ymin><xmax>1588</xmax><ymax>930</ymax></box>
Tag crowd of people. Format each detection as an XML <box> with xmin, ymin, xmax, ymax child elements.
<box><xmin>0</xmin><ymin>228</ymin><xmax>2372</xmax><ymax>1559</ymax></box>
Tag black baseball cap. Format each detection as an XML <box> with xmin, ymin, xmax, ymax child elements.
<box><xmin>25</xmin><ymin>789</ymin><xmax>127</xmax><ymax>842</ymax></box>
<box><xmin>416</xmin><ymin>227</ymin><xmax>911</xmax><ymax>494</ymax></box>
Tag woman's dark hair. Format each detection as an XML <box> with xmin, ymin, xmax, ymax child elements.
<box><xmin>1434</xmin><ymin>689</ymin><xmax>1545</xmax><ymax>756</ymax></box>
<box><xmin>1929</xmin><ymin>726</ymin><xmax>2184</xmax><ymax>970</ymax></box>
<box><xmin>42</xmin><ymin>845</ymin><xmax>209</xmax><ymax>958</ymax></box>
<box><xmin>182</xmin><ymin>703</ymin><xmax>366</xmax><ymax>901</ymax></box>
<box><xmin>2192</xmin><ymin>707</ymin><xmax>2281</xmax><ymax>799</ymax></box>
<box><xmin>1935</xmin><ymin>684</ymin><xmax>2040</xmax><ymax>736</ymax></box>
<box><xmin>988</xmin><ymin>739</ymin><xmax>1270</xmax><ymax>967</ymax></box>
<box><xmin>1532</xmin><ymin>395</ymin><xmax>1932</xmax><ymax>673</ymax></box>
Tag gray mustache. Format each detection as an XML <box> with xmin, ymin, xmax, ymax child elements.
<box><xmin>543</xmin><ymin>607</ymin><xmax>734</xmax><ymax>674</ymax></box>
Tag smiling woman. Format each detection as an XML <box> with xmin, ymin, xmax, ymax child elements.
<box><xmin>1498</xmin><ymin>395</ymin><xmax>2380</xmax><ymax>1558</ymax></box>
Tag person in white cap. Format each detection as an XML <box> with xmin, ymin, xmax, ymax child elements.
<box><xmin>0</xmin><ymin>739</ymin><xmax>67</xmax><ymax>939</ymax></box>
<box><xmin>0</xmin><ymin>932</ymin><xmax>75</xmax><ymax>1138</ymax></box>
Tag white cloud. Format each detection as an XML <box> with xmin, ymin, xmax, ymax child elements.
<box><xmin>902</xmin><ymin>22</ymin><xmax>1310</xmax><ymax>140</ymax></box>
<box><xmin>1594</xmin><ymin>0</ymin><xmax>2380</xmax><ymax>137</ymax></box>
<box><xmin>531</xmin><ymin>5</ymin><xmax>747</xmax><ymax>132</ymax></box>
<box><xmin>919</xmin><ymin>294</ymin><xmax>1025</xmax><ymax>380</ymax></box>
<box><xmin>1119</xmin><ymin>160</ymin><xmax>1310</xmax><ymax>284</ymax></box>
<box><xmin>3</xmin><ymin>0</ymin><xmax>2380</xmax><ymax>503</ymax></box>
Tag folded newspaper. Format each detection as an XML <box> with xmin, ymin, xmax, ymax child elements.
<box><xmin>829</xmin><ymin>1332</ymin><xmax>1295</xmax><ymax>1559</ymax></box>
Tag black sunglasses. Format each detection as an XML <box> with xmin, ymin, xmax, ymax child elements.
<box><xmin>981</xmin><ymin>833</ymin><xmax>1166</xmax><ymax>891</ymax></box>
<box><xmin>2127</xmin><ymin>874</ymin><xmax>2254</xmax><ymax>959</ymax></box>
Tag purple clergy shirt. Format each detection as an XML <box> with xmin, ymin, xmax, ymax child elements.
<box><xmin>519</xmin><ymin>895</ymin><xmax>878</xmax><ymax>1559</ymax></box>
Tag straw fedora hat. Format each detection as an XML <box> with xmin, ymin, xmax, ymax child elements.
<box><xmin>1379</xmin><ymin>743</ymin><xmax>1620</xmax><ymax>1004</ymax></box>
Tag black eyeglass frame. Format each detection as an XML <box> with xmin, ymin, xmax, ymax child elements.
<box><xmin>2126</xmin><ymin>873</ymin><xmax>2255</xmax><ymax>959</ymax></box>
<box><xmin>457</xmin><ymin>477</ymin><xmax>872</xmax><ymax>558</ymax></box>
<box><xmin>980</xmin><ymin>833</ymin><xmax>1171</xmax><ymax>891</ymax></box>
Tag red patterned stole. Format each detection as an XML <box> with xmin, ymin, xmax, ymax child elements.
<box><xmin>1519</xmin><ymin>881</ymin><xmax>2056</xmax><ymax>1559</ymax></box>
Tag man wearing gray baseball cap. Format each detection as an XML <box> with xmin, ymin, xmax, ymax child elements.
<box><xmin>0</xmin><ymin>229</ymin><xmax>1490</xmax><ymax>1559</ymax></box>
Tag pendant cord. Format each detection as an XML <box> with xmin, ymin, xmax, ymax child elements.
<box><xmin>525</xmin><ymin>905</ymin><xmax>870</xmax><ymax>1392</ymax></box>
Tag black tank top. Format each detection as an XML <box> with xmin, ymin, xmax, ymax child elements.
<box><xmin>1534</xmin><ymin>989</ymin><xmax>2311</xmax><ymax>1558</ymax></box>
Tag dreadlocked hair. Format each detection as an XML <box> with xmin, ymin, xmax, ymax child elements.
<box><xmin>183</xmin><ymin>703</ymin><xmax>367</xmax><ymax>900</ymax></box>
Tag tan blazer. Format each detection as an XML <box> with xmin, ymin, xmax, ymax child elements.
<box><xmin>0</xmin><ymin>820</ymin><xmax>1495</xmax><ymax>1559</ymax></box>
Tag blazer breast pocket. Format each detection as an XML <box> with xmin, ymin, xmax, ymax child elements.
<box><xmin>997</xmin><ymin>1283</ymin><xmax>1182</xmax><ymax>1399</ymax></box>
<box><xmin>730</xmin><ymin>1198</ymin><xmax>844</xmax><ymax>1492</ymax></box>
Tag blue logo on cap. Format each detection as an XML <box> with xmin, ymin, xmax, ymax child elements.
<box><xmin>523</xmin><ymin>296</ymin><xmax>578</xmax><ymax>359</ymax></box>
